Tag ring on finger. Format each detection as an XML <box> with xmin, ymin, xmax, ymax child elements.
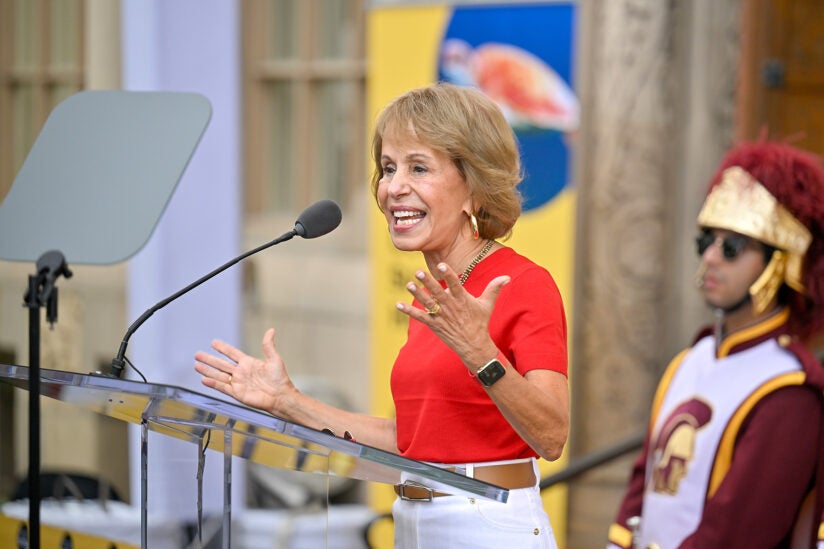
<box><xmin>425</xmin><ymin>301</ymin><xmax>441</xmax><ymax>316</ymax></box>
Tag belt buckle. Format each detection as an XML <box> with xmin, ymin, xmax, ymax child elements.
<box><xmin>397</xmin><ymin>481</ymin><xmax>434</xmax><ymax>502</ymax></box>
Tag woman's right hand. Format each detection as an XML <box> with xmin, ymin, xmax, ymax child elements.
<box><xmin>194</xmin><ymin>327</ymin><xmax>295</xmax><ymax>415</ymax></box>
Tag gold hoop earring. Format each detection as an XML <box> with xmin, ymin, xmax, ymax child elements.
<box><xmin>469</xmin><ymin>213</ymin><xmax>480</xmax><ymax>240</ymax></box>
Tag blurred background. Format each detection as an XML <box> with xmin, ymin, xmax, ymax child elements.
<box><xmin>0</xmin><ymin>0</ymin><xmax>822</xmax><ymax>547</ymax></box>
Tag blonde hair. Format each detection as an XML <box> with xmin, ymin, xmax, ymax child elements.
<box><xmin>370</xmin><ymin>83</ymin><xmax>522</xmax><ymax>240</ymax></box>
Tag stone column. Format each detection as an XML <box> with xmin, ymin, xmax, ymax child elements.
<box><xmin>567</xmin><ymin>1</ymin><xmax>740</xmax><ymax>546</ymax></box>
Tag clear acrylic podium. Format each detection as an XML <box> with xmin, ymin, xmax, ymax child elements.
<box><xmin>0</xmin><ymin>363</ymin><xmax>509</xmax><ymax>548</ymax></box>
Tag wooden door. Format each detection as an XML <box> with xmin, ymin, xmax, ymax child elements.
<box><xmin>739</xmin><ymin>0</ymin><xmax>824</xmax><ymax>154</ymax></box>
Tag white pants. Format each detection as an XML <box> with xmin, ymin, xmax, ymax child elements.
<box><xmin>392</xmin><ymin>460</ymin><xmax>557</xmax><ymax>549</ymax></box>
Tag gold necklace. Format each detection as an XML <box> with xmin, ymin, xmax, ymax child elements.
<box><xmin>459</xmin><ymin>239</ymin><xmax>495</xmax><ymax>285</ymax></box>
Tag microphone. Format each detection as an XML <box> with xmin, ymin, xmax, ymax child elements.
<box><xmin>107</xmin><ymin>199</ymin><xmax>342</xmax><ymax>378</ymax></box>
<box><xmin>294</xmin><ymin>199</ymin><xmax>343</xmax><ymax>238</ymax></box>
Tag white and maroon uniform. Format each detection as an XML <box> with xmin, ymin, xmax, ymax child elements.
<box><xmin>608</xmin><ymin>308</ymin><xmax>824</xmax><ymax>548</ymax></box>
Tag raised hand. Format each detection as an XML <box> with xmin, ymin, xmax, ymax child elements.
<box><xmin>194</xmin><ymin>327</ymin><xmax>296</xmax><ymax>414</ymax></box>
<box><xmin>395</xmin><ymin>262</ymin><xmax>509</xmax><ymax>369</ymax></box>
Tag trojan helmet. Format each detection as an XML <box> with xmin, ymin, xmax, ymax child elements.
<box><xmin>696</xmin><ymin>142</ymin><xmax>824</xmax><ymax>339</ymax></box>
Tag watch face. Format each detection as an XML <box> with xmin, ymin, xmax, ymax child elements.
<box><xmin>478</xmin><ymin>359</ymin><xmax>506</xmax><ymax>387</ymax></box>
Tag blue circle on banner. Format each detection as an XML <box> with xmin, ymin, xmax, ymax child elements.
<box><xmin>437</xmin><ymin>3</ymin><xmax>578</xmax><ymax>212</ymax></box>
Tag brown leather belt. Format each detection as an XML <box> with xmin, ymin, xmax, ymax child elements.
<box><xmin>394</xmin><ymin>461</ymin><xmax>536</xmax><ymax>502</ymax></box>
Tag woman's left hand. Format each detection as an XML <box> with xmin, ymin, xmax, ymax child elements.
<box><xmin>396</xmin><ymin>263</ymin><xmax>510</xmax><ymax>369</ymax></box>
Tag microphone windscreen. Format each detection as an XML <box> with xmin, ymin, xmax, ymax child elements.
<box><xmin>294</xmin><ymin>199</ymin><xmax>342</xmax><ymax>239</ymax></box>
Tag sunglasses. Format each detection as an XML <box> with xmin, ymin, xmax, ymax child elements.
<box><xmin>695</xmin><ymin>230</ymin><xmax>751</xmax><ymax>260</ymax></box>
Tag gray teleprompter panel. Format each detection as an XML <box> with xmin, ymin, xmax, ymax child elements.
<box><xmin>0</xmin><ymin>90</ymin><xmax>211</xmax><ymax>265</ymax></box>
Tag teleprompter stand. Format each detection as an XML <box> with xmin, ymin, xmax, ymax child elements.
<box><xmin>0</xmin><ymin>364</ymin><xmax>509</xmax><ymax>548</ymax></box>
<box><xmin>22</xmin><ymin>252</ymin><xmax>73</xmax><ymax>548</ymax></box>
<box><xmin>0</xmin><ymin>90</ymin><xmax>212</xmax><ymax>548</ymax></box>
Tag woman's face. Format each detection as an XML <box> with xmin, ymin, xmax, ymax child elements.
<box><xmin>376</xmin><ymin>132</ymin><xmax>472</xmax><ymax>254</ymax></box>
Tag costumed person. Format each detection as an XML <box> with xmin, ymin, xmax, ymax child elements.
<box><xmin>195</xmin><ymin>83</ymin><xmax>569</xmax><ymax>548</ymax></box>
<box><xmin>607</xmin><ymin>141</ymin><xmax>824</xmax><ymax>548</ymax></box>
